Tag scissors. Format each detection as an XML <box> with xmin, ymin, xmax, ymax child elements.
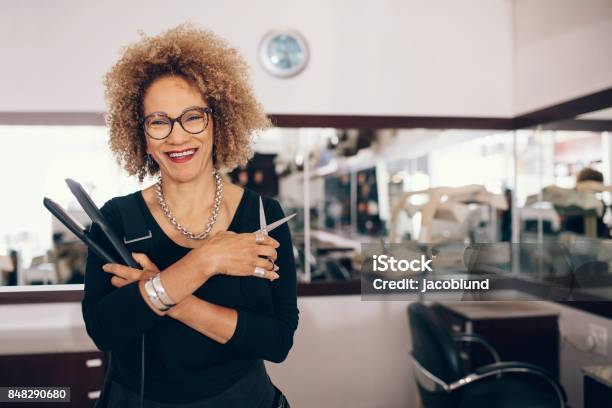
<box><xmin>256</xmin><ymin>196</ymin><xmax>296</xmax><ymax>237</ymax></box>
<box><xmin>253</xmin><ymin>196</ymin><xmax>295</xmax><ymax>277</ymax></box>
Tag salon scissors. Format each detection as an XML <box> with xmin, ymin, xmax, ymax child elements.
<box><xmin>256</xmin><ymin>196</ymin><xmax>296</xmax><ymax>237</ymax></box>
<box><xmin>253</xmin><ymin>197</ymin><xmax>295</xmax><ymax>276</ymax></box>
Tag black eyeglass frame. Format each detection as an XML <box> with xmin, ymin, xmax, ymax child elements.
<box><xmin>140</xmin><ymin>106</ymin><xmax>214</xmax><ymax>140</ymax></box>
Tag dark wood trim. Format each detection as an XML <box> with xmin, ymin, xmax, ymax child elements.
<box><xmin>0</xmin><ymin>112</ymin><xmax>105</xmax><ymax>126</ymax></box>
<box><xmin>513</xmin><ymin>87</ymin><xmax>612</xmax><ymax>129</ymax></box>
<box><xmin>269</xmin><ymin>114</ymin><xmax>514</xmax><ymax>130</ymax></box>
<box><xmin>0</xmin><ymin>88</ymin><xmax>609</xmax><ymax>131</ymax></box>
<box><xmin>0</xmin><ymin>290</ymin><xmax>83</xmax><ymax>304</ymax></box>
<box><xmin>539</xmin><ymin>119</ymin><xmax>612</xmax><ymax>131</ymax></box>
<box><xmin>0</xmin><ymin>111</ymin><xmax>515</xmax><ymax>130</ymax></box>
<box><xmin>5</xmin><ymin>86</ymin><xmax>610</xmax><ymax>132</ymax></box>
<box><xmin>297</xmin><ymin>280</ymin><xmax>361</xmax><ymax>296</ymax></box>
<box><xmin>0</xmin><ymin>281</ymin><xmax>361</xmax><ymax>304</ymax></box>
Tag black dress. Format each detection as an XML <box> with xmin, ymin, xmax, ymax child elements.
<box><xmin>81</xmin><ymin>187</ymin><xmax>298</xmax><ymax>406</ymax></box>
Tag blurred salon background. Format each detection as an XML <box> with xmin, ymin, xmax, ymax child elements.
<box><xmin>2</xmin><ymin>114</ymin><xmax>611</xmax><ymax>287</ymax></box>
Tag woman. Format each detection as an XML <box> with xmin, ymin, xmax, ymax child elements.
<box><xmin>81</xmin><ymin>24</ymin><xmax>298</xmax><ymax>407</ymax></box>
<box><xmin>563</xmin><ymin>167</ymin><xmax>609</xmax><ymax>237</ymax></box>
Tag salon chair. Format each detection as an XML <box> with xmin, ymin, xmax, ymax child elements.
<box><xmin>407</xmin><ymin>303</ymin><xmax>569</xmax><ymax>408</ymax></box>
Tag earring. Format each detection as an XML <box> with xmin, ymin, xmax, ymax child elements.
<box><xmin>146</xmin><ymin>153</ymin><xmax>155</xmax><ymax>169</ymax></box>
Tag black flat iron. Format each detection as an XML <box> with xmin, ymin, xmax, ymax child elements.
<box><xmin>43</xmin><ymin>179</ymin><xmax>139</xmax><ymax>268</ymax></box>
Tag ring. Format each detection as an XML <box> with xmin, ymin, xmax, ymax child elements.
<box><xmin>253</xmin><ymin>266</ymin><xmax>266</xmax><ymax>278</ymax></box>
<box><xmin>255</xmin><ymin>232</ymin><xmax>265</xmax><ymax>244</ymax></box>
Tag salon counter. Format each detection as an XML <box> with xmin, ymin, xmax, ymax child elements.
<box><xmin>0</xmin><ymin>302</ymin><xmax>107</xmax><ymax>406</ymax></box>
<box><xmin>0</xmin><ymin>280</ymin><xmax>362</xmax><ymax>305</ymax></box>
<box><xmin>583</xmin><ymin>365</ymin><xmax>612</xmax><ymax>408</ymax></box>
<box><xmin>0</xmin><ymin>326</ymin><xmax>98</xmax><ymax>356</ymax></box>
<box><xmin>0</xmin><ymin>281</ymin><xmax>361</xmax><ymax>406</ymax></box>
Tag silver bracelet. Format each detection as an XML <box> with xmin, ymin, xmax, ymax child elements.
<box><xmin>144</xmin><ymin>278</ymin><xmax>170</xmax><ymax>312</ymax></box>
<box><xmin>151</xmin><ymin>273</ymin><xmax>176</xmax><ymax>307</ymax></box>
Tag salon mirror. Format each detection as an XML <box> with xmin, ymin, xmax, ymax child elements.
<box><xmin>1</xmin><ymin>102</ymin><xmax>611</xmax><ymax>294</ymax></box>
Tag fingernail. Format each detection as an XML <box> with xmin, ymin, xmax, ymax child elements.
<box><xmin>272</xmin><ymin>272</ymin><xmax>280</xmax><ymax>279</ymax></box>
<box><xmin>102</xmin><ymin>264</ymin><xmax>109</xmax><ymax>271</ymax></box>
<box><xmin>273</xmin><ymin>265</ymin><xmax>279</xmax><ymax>272</ymax></box>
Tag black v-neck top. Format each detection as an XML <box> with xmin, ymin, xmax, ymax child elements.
<box><xmin>81</xmin><ymin>187</ymin><xmax>299</xmax><ymax>404</ymax></box>
<box><xmin>135</xmin><ymin>188</ymin><xmax>247</xmax><ymax>251</ymax></box>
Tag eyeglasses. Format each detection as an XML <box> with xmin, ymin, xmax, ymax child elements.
<box><xmin>141</xmin><ymin>106</ymin><xmax>214</xmax><ymax>140</ymax></box>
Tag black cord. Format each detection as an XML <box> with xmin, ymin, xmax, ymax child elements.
<box><xmin>140</xmin><ymin>333</ymin><xmax>145</xmax><ymax>408</ymax></box>
<box><xmin>97</xmin><ymin>351</ymin><xmax>112</xmax><ymax>407</ymax></box>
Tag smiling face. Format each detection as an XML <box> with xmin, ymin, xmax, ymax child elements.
<box><xmin>142</xmin><ymin>75</ymin><xmax>214</xmax><ymax>183</ymax></box>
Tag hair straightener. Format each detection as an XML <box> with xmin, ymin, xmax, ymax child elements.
<box><xmin>43</xmin><ymin>179</ymin><xmax>139</xmax><ymax>268</ymax></box>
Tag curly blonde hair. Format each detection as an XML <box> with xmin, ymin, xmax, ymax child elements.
<box><xmin>103</xmin><ymin>23</ymin><xmax>271</xmax><ymax>182</ymax></box>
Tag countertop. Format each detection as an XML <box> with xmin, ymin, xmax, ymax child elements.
<box><xmin>0</xmin><ymin>326</ymin><xmax>98</xmax><ymax>355</ymax></box>
<box><xmin>582</xmin><ymin>365</ymin><xmax>612</xmax><ymax>388</ymax></box>
<box><xmin>435</xmin><ymin>300</ymin><xmax>560</xmax><ymax>320</ymax></box>
<box><xmin>0</xmin><ymin>301</ymin><xmax>99</xmax><ymax>356</ymax></box>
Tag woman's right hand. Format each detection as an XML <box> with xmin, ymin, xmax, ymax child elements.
<box><xmin>194</xmin><ymin>230</ymin><xmax>280</xmax><ymax>280</ymax></box>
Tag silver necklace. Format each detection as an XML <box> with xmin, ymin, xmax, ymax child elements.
<box><xmin>155</xmin><ymin>169</ymin><xmax>223</xmax><ymax>240</ymax></box>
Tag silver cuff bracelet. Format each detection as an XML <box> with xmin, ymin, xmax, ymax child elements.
<box><xmin>144</xmin><ymin>278</ymin><xmax>170</xmax><ymax>312</ymax></box>
<box><xmin>151</xmin><ymin>273</ymin><xmax>176</xmax><ymax>307</ymax></box>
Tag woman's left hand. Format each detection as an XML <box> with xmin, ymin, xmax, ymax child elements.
<box><xmin>102</xmin><ymin>253</ymin><xmax>160</xmax><ymax>288</ymax></box>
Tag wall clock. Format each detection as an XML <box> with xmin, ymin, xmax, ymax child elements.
<box><xmin>259</xmin><ymin>29</ymin><xmax>309</xmax><ymax>78</ymax></box>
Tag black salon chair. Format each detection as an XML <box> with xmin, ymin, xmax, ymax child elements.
<box><xmin>408</xmin><ymin>303</ymin><xmax>569</xmax><ymax>408</ymax></box>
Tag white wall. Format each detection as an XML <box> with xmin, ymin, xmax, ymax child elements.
<box><xmin>266</xmin><ymin>296</ymin><xmax>417</xmax><ymax>408</ymax></box>
<box><xmin>0</xmin><ymin>0</ymin><xmax>514</xmax><ymax>117</ymax></box>
<box><xmin>513</xmin><ymin>0</ymin><xmax>612</xmax><ymax>114</ymax></box>
<box><xmin>3</xmin><ymin>1</ymin><xmax>611</xmax><ymax>119</ymax></box>
<box><xmin>545</xmin><ymin>302</ymin><xmax>612</xmax><ymax>408</ymax></box>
